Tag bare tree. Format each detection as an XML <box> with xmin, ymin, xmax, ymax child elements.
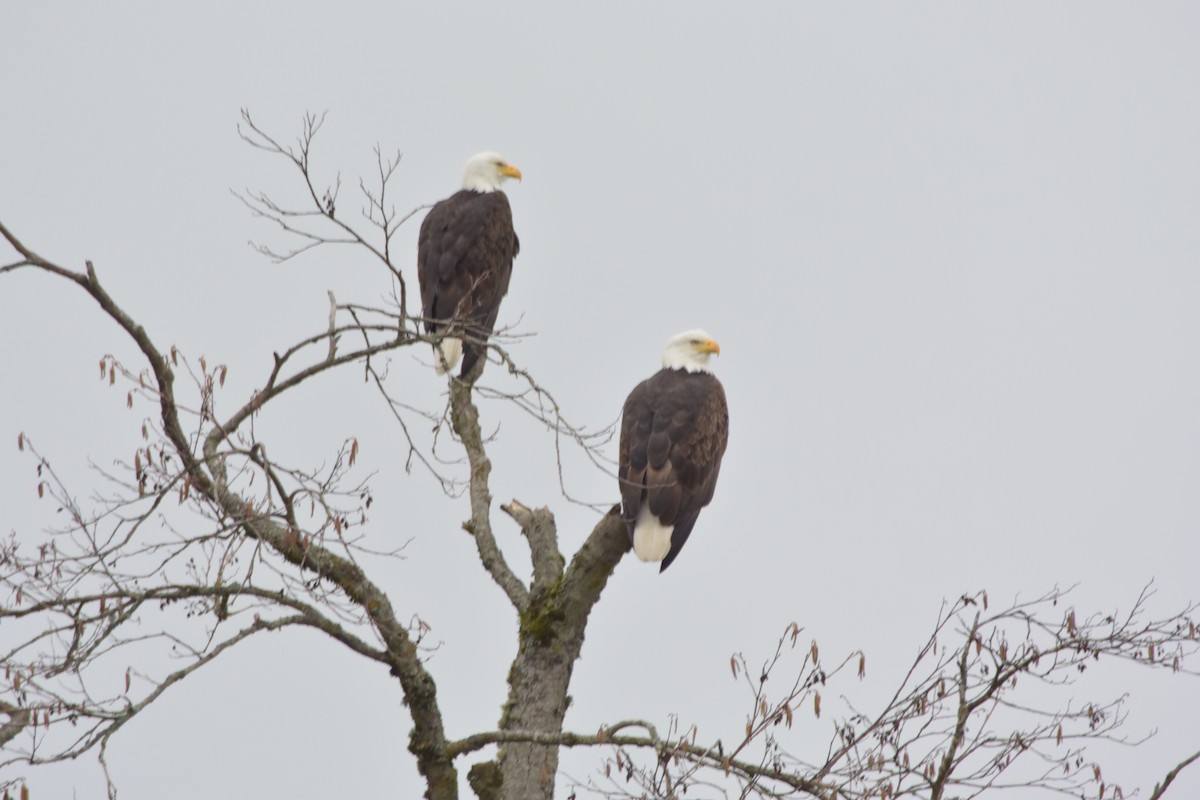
<box><xmin>559</xmin><ymin>586</ymin><xmax>1199</xmax><ymax>800</ymax></box>
<box><xmin>1</xmin><ymin>113</ymin><xmax>1197</xmax><ymax>800</ymax></box>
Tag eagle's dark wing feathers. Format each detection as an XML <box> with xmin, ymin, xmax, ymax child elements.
<box><xmin>619</xmin><ymin>370</ymin><xmax>728</xmax><ymax>571</ymax></box>
<box><xmin>416</xmin><ymin>190</ymin><xmax>518</xmax><ymax>376</ymax></box>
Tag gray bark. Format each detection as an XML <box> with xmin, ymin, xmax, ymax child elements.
<box><xmin>450</xmin><ymin>376</ymin><xmax>629</xmax><ymax>800</ymax></box>
<box><xmin>493</xmin><ymin>509</ymin><xmax>627</xmax><ymax>800</ymax></box>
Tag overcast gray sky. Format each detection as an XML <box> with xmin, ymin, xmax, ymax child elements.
<box><xmin>2</xmin><ymin>2</ymin><xmax>1198</xmax><ymax>798</ymax></box>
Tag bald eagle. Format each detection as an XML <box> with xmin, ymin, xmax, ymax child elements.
<box><xmin>418</xmin><ymin>152</ymin><xmax>521</xmax><ymax>378</ymax></box>
<box><xmin>619</xmin><ymin>330</ymin><xmax>729</xmax><ymax>571</ymax></box>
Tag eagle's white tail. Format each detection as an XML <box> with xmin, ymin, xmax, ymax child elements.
<box><xmin>434</xmin><ymin>337</ymin><xmax>463</xmax><ymax>375</ymax></box>
<box><xmin>632</xmin><ymin>506</ymin><xmax>674</xmax><ymax>563</ymax></box>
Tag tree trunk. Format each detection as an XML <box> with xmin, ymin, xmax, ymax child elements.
<box><xmin>495</xmin><ymin>633</ymin><xmax>578</xmax><ymax>799</ymax></box>
<box><xmin>481</xmin><ymin>511</ymin><xmax>628</xmax><ymax>800</ymax></box>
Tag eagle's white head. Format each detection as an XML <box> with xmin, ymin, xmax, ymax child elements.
<box><xmin>661</xmin><ymin>329</ymin><xmax>721</xmax><ymax>374</ymax></box>
<box><xmin>462</xmin><ymin>152</ymin><xmax>522</xmax><ymax>193</ymax></box>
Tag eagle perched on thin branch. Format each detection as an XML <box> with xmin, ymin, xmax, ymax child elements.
<box><xmin>417</xmin><ymin>152</ymin><xmax>521</xmax><ymax>379</ymax></box>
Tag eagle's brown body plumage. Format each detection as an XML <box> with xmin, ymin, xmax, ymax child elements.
<box><xmin>417</xmin><ymin>179</ymin><xmax>519</xmax><ymax>378</ymax></box>
<box><xmin>619</xmin><ymin>367</ymin><xmax>728</xmax><ymax>571</ymax></box>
